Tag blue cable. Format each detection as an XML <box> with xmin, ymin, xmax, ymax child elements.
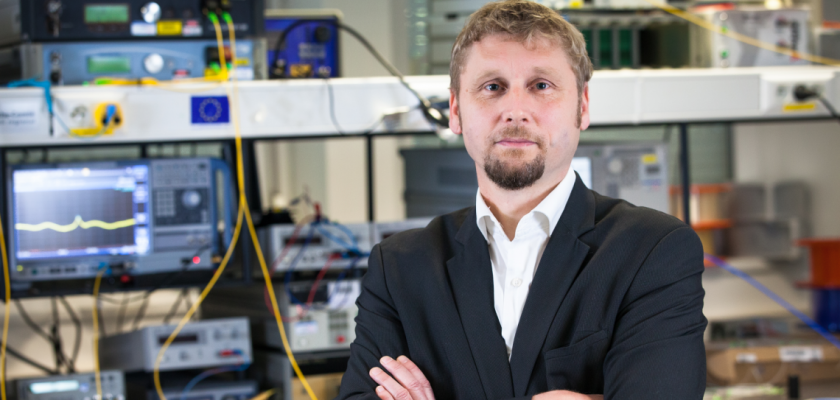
<box><xmin>8</xmin><ymin>78</ymin><xmax>53</xmax><ymax>114</ymax></box>
<box><xmin>7</xmin><ymin>78</ymin><xmax>72</xmax><ymax>133</ymax></box>
<box><xmin>315</xmin><ymin>221</ymin><xmax>360</xmax><ymax>252</ymax></box>
<box><xmin>179</xmin><ymin>352</ymin><xmax>248</xmax><ymax>400</ymax></box>
<box><xmin>705</xmin><ymin>254</ymin><xmax>840</xmax><ymax>351</ymax></box>
<box><xmin>283</xmin><ymin>220</ymin><xmax>370</xmax><ymax>308</ymax></box>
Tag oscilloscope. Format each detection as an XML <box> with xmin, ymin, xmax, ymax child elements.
<box><xmin>6</xmin><ymin>158</ymin><xmax>234</xmax><ymax>289</ymax></box>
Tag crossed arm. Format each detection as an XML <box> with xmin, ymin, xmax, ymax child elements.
<box><xmin>340</xmin><ymin>226</ymin><xmax>707</xmax><ymax>399</ymax></box>
<box><xmin>368</xmin><ymin>354</ymin><xmax>602</xmax><ymax>400</ymax></box>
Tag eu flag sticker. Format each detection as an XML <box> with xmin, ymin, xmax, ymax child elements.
<box><xmin>191</xmin><ymin>96</ymin><xmax>230</xmax><ymax>124</ymax></box>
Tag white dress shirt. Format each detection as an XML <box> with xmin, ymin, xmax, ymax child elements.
<box><xmin>475</xmin><ymin>167</ymin><xmax>577</xmax><ymax>357</ymax></box>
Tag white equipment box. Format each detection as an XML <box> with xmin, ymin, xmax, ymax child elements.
<box><xmin>260</xmin><ymin>222</ymin><xmax>373</xmax><ymax>272</ymax></box>
<box><xmin>1</xmin><ymin>68</ymin><xmax>840</xmax><ymax>146</ymax></box>
<box><xmin>691</xmin><ymin>8</ymin><xmax>811</xmax><ymax>68</ymax></box>
<box><xmin>99</xmin><ymin>317</ymin><xmax>251</xmax><ymax>372</ymax></box>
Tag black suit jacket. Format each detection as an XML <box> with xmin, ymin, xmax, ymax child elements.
<box><xmin>338</xmin><ymin>175</ymin><xmax>707</xmax><ymax>399</ymax></box>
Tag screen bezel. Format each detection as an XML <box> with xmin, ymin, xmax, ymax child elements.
<box><xmin>9</xmin><ymin>161</ymin><xmax>151</xmax><ymax>263</ymax></box>
<box><xmin>3</xmin><ymin>157</ymin><xmax>237</xmax><ymax>299</ymax></box>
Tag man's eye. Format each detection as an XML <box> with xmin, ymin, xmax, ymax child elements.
<box><xmin>485</xmin><ymin>83</ymin><xmax>500</xmax><ymax>91</ymax></box>
<box><xmin>535</xmin><ymin>82</ymin><xmax>549</xmax><ymax>90</ymax></box>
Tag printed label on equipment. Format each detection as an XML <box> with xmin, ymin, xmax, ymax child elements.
<box><xmin>157</xmin><ymin>20</ymin><xmax>183</xmax><ymax>36</ymax></box>
<box><xmin>191</xmin><ymin>96</ymin><xmax>230</xmax><ymax>124</ymax></box>
<box><xmin>235</xmin><ymin>67</ymin><xmax>254</xmax><ymax>81</ymax></box>
<box><xmin>294</xmin><ymin>321</ymin><xmax>319</xmax><ymax>335</ymax></box>
<box><xmin>779</xmin><ymin>346</ymin><xmax>823</xmax><ymax>362</ymax></box>
<box><xmin>783</xmin><ymin>103</ymin><xmax>817</xmax><ymax>112</ymax></box>
<box><xmin>0</xmin><ymin>101</ymin><xmax>42</xmax><ymax>133</ymax></box>
<box><xmin>642</xmin><ymin>154</ymin><xmax>658</xmax><ymax>164</ymax></box>
<box><xmin>328</xmin><ymin>280</ymin><xmax>361</xmax><ymax>310</ymax></box>
<box><xmin>183</xmin><ymin>20</ymin><xmax>202</xmax><ymax>36</ymax></box>
<box><xmin>131</xmin><ymin>22</ymin><xmax>157</xmax><ymax>36</ymax></box>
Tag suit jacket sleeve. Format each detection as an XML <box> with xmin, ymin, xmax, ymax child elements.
<box><xmin>338</xmin><ymin>244</ymin><xmax>410</xmax><ymax>399</ymax></box>
<box><xmin>603</xmin><ymin>226</ymin><xmax>708</xmax><ymax>399</ymax></box>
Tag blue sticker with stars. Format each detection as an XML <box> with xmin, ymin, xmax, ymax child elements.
<box><xmin>191</xmin><ymin>96</ymin><xmax>229</xmax><ymax>124</ymax></box>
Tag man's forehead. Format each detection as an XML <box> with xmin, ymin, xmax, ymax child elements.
<box><xmin>462</xmin><ymin>34</ymin><xmax>570</xmax><ymax>78</ymax></box>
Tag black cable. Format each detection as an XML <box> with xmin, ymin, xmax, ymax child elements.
<box><xmin>163</xmin><ymin>289</ymin><xmax>186</xmax><ymax>325</ymax></box>
<box><xmin>819</xmin><ymin>96</ymin><xmax>840</xmax><ymax>124</ymax></box>
<box><xmin>271</xmin><ymin>20</ymin><xmax>448</xmax><ymax>128</ymax></box>
<box><xmin>115</xmin><ymin>292</ymin><xmax>130</xmax><ymax>333</ymax></box>
<box><xmin>183</xmin><ymin>289</ymin><xmax>193</xmax><ymax>319</ymax></box>
<box><xmin>98</xmin><ymin>242</ymin><xmax>213</xmax><ymax>304</ymax></box>
<box><xmin>6</xmin><ymin>346</ymin><xmax>59</xmax><ymax>375</ymax></box>
<box><xmin>50</xmin><ymin>296</ymin><xmax>67</xmax><ymax>372</ymax></box>
<box><xmin>96</xmin><ymin>296</ymin><xmax>107</xmax><ymax>337</ymax></box>
<box><xmin>13</xmin><ymin>300</ymin><xmax>52</xmax><ymax>341</ymax></box>
<box><xmin>335</xmin><ymin>23</ymin><xmax>448</xmax><ymax>128</ymax></box>
<box><xmin>270</xmin><ymin>19</ymin><xmax>314</xmax><ymax>78</ymax></box>
<box><xmin>131</xmin><ymin>244</ymin><xmax>211</xmax><ymax>330</ymax></box>
<box><xmin>58</xmin><ymin>296</ymin><xmax>81</xmax><ymax>373</ymax></box>
<box><xmin>324</xmin><ymin>78</ymin><xmax>384</xmax><ymax>135</ymax></box>
<box><xmin>130</xmin><ymin>295</ymin><xmax>152</xmax><ymax>331</ymax></box>
<box><xmin>13</xmin><ymin>299</ymin><xmax>74</xmax><ymax>373</ymax></box>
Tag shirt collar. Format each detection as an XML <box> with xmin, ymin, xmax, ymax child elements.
<box><xmin>476</xmin><ymin>167</ymin><xmax>577</xmax><ymax>242</ymax></box>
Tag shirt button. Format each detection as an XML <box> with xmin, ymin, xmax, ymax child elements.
<box><xmin>511</xmin><ymin>278</ymin><xmax>523</xmax><ymax>287</ymax></box>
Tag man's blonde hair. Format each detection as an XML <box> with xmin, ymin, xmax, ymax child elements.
<box><xmin>450</xmin><ymin>0</ymin><xmax>593</xmax><ymax>101</ymax></box>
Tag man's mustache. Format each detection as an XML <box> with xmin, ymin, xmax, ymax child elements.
<box><xmin>492</xmin><ymin>126</ymin><xmax>545</xmax><ymax>148</ymax></box>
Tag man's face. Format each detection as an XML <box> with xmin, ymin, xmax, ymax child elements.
<box><xmin>449</xmin><ymin>34</ymin><xmax>590</xmax><ymax>191</ymax></box>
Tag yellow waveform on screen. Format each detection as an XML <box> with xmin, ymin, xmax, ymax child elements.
<box><xmin>15</xmin><ymin>216</ymin><xmax>136</xmax><ymax>233</ymax></box>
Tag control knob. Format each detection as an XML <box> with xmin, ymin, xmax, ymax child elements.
<box><xmin>141</xmin><ymin>2</ymin><xmax>161</xmax><ymax>23</ymax></box>
<box><xmin>143</xmin><ymin>53</ymin><xmax>164</xmax><ymax>74</ymax></box>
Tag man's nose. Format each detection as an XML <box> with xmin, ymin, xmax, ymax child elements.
<box><xmin>502</xmin><ymin>87</ymin><xmax>532</xmax><ymax>125</ymax></box>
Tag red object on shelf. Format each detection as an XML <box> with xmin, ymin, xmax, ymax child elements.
<box><xmin>798</xmin><ymin>238</ymin><xmax>840</xmax><ymax>288</ymax></box>
<box><xmin>692</xmin><ymin>219</ymin><xmax>732</xmax><ymax>231</ymax></box>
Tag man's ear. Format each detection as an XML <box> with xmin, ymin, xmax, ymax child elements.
<box><xmin>449</xmin><ymin>88</ymin><xmax>462</xmax><ymax>135</ymax></box>
<box><xmin>579</xmin><ymin>83</ymin><xmax>590</xmax><ymax>131</ymax></box>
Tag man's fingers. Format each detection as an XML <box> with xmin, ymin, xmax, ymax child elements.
<box><xmin>376</xmin><ymin>386</ymin><xmax>395</xmax><ymax>400</ymax></box>
<box><xmin>396</xmin><ymin>356</ymin><xmax>434</xmax><ymax>399</ymax></box>
<box><xmin>369</xmin><ymin>367</ymin><xmax>413</xmax><ymax>400</ymax></box>
<box><xmin>379</xmin><ymin>356</ymin><xmax>430</xmax><ymax>399</ymax></box>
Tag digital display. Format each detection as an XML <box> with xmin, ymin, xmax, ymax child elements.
<box><xmin>88</xmin><ymin>55</ymin><xmax>132</xmax><ymax>74</ymax></box>
<box><xmin>85</xmin><ymin>4</ymin><xmax>129</xmax><ymax>24</ymax></box>
<box><xmin>12</xmin><ymin>165</ymin><xmax>150</xmax><ymax>260</ymax></box>
<box><xmin>159</xmin><ymin>333</ymin><xmax>199</xmax><ymax>345</ymax></box>
<box><xmin>30</xmin><ymin>380</ymin><xmax>80</xmax><ymax>394</ymax></box>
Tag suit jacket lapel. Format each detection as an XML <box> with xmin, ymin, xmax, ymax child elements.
<box><xmin>508</xmin><ymin>175</ymin><xmax>596</xmax><ymax>396</ymax></box>
<box><xmin>446</xmin><ymin>210</ymin><xmax>515</xmax><ymax>399</ymax></box>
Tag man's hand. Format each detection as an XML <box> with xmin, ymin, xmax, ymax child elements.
<box><xmin>533</xmin><ymin>391</ymin><xmax>604</xmax><ymax>400</ymax></box>
<box><xmin>368</xmin><ymin>356</ymin><xmax>603</xmax><ymax>400</ymax></box>
<box><xmin>369</xmin><ymin>356</ymin><xmax>435</xmax><ymax>400</ymax></box>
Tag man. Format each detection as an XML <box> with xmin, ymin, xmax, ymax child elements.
<box><xmin>338</xmin><ymin>1</ymin><xmax>707</xmax><ymax>399</ymax></box>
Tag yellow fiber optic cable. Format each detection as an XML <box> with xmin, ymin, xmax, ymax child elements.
<box><xmin>16</xmin><ymin>216</ymin><xmax>136</xmax><ymax>233</ymax></box>
<box><xmin>153</xmin><ymin>14</ymin><xmax>245</xmax><ymax>400</ymax></box>
<box><xmin>153</xmin><ymin>202</ymin><xmax>244</xmax><ymax>400</ymax></box>
<box><xmin>224</xmin><ymin>13</ymin><xmax>319</xmax><ymax>400</ymax></box>
<box><xmin>1</xmin><ymin>214</ymin><xmax>11</xmax><ymax>400</ymax></box>
<box><xmin>152</xmin><ymin>13</ymin><xmax>319</xmax><ymax>400</ymax></box>
<box><xmin>642</xmin><ymin>0</ymin><xmax>840</xmax><ymax>66</ymax></box>
<box><xmin>249</xmin><ymin>388</ymin><xmax>277</xmax><ymax>400</ymax></box>
<box><xmin>92</xmin><ymin>267</ymin><xmax>107</xmax><ymax>400</ymax></box>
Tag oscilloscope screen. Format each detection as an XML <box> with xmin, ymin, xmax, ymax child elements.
<box><xmin>12</xmin><ymin>165</ymin><xmax>150</xmax><ymax>260</ymax></box>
